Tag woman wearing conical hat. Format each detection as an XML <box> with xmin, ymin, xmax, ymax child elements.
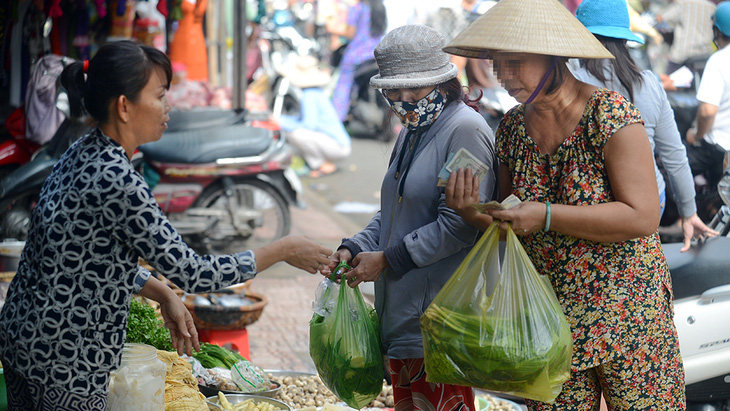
<box><xmin>443</xmin><ymin>0</ymin><xmax>685</xmax><ymax>409</ymax></box>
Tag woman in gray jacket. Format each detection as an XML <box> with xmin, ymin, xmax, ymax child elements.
<box><xmin>322</xmin><ymin>25</ymin><xmax>497</xmax><ymax>411</ymax></box>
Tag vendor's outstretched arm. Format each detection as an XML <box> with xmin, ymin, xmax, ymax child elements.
<box><xmin>253</xmin><ymin>234</ymin><xmax>333</xmax><ymax>273</ymax></box>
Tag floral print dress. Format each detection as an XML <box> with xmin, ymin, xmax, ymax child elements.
<box><xmin>495</xmin><ymin>89</ymin><xmax>681</xmax><ymax>373</ymax></box>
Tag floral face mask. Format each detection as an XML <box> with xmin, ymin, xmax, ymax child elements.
<box><xmin>383</xmin><ymin>88</ymin><xmax>446</xmax><ymax>131</ymax></box>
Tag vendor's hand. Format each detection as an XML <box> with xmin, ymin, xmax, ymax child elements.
<box><xmin>343</xmin><ymin>251</ymin><xmax>388</xmax><ymax>288</ymax></box>
<box><xmin>321</xmin><ymin>248</ymin><xmax>352</xmax><ymax>276</ymax></box>
<box><xmin>445</xmin><ymin>168</ymin><xmax>481</xmax><ymax>220</ymax></box>
<box><xmin>158</xmin><ymin>295</ymin><xmax>200</xmax><ymax>356</ymax></box>
<box><xmin>680</xmin><ymin>213</ymin><xmax>719</xmax><ymax>252</ymax></box>
<box><xmin>282</xmin><ymin>235</ymin><xmax>333</xmax><ymax>274</ymax></box>
<box><xmin>484</xmin><ymin>201</ymin><xmax>548</xmax><ymax>235</ymax></box>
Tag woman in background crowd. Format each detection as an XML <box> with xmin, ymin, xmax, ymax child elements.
<box><xmin>573</xmin><ymin>0</ymin><xmax>718</xmax><ymax>251</ymax></box>
<box><xmin>327</xmin><ymin>0</ymin><xmax>387</xmax><ymax>122</ymax></box>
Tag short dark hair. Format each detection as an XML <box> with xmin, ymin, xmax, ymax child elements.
<box><xmin>61</xmin><ymin>40</ymin><xmax>172</xmax><ymax>123</ymax></box>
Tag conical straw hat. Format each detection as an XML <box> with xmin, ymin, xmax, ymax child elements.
<box><xmin>443</xmin><ymin>0</ymin><xmax>613</xmax><ymax>59</ymax></box>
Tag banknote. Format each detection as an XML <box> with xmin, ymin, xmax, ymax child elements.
<box><xmin>469</xmin><ymin>194</ymin><xmax>522</xmax><ymax>213</ymax></box>
<box><xmin>436</xmin><ymin>152</ymin><xmax>455</xmax><ymax>187</ymax></box>
<box><xmin>436</xmin><ymin>148</ymin><xmax>489</xmax><ymax>187</ymax></box>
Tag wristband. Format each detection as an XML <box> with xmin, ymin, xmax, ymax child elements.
<box><xmin>543</xmin><ymin>201</ymin><xmax>551</xmax><ymax>232</ymax></box>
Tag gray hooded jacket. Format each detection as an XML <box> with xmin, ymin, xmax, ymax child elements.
<box><xmin>341</xmin><ymin>100</ymin><xmax>497</xmax><ymax>359</ymax></box>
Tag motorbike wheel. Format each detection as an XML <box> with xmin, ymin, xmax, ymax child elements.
<box><xmin>189</xmin><ymin>179</ymin><xmax>291</xmax><ymax>254</ymax></box>
<box><xmin>0</xmin><ymin>190</ymin><xmax>39</xmax><ymax>241</ymax></box>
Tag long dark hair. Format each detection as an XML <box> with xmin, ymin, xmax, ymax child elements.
<box><xmin>440</xmin><ymin>77</ymin><xmax>480</xmax><ymax>112</ymax></box>
<box><xmin>364</xmin><ymin>0</ymin><xmax>387</xmax><ymax>38</ymax></box>
<box><xmin>580</xmin><ymin>35</ymin><xmax>643</xmax><ymax>102</ymax></box>
<box><xmin>60</xmin><ymin>40</ymin><xmax>172</xmax><ymax>124</ymax></box>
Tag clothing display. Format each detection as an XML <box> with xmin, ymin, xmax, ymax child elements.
<box><xmin>168</xmin><ymin>0</ymin><xmax>209</xmax><ymax>81</ymax></box>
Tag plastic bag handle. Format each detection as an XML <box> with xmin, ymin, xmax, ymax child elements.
<box><xmin>330</xmin><ymin>260</ymin><xmax>351</xmax><ymax>282</ymax></box>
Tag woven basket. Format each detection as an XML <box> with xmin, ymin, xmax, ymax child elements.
<box><xmin>180</xmin><ymin>289</ymin><xmax>268</xmax><ymax>331</ymax></box>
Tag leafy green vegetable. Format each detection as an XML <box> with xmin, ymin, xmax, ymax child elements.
<box><xmin>193</xmin><ymin>343</ymin><xmax>248</xmax><ymax>369</ymax></box>
<box><xmin>309</xmin><ymin>277</ymin><xmax>384</xmax><ymax>409</ymax></box>
<box><xmin>419</xmin><ymin>223</ymin><xmax>573</xmax><ymax>404</ymax></box>
<box><xmin>126</xmin><ymin>298</ymin><xmax>174</xmax><ymax>351</ymax></box>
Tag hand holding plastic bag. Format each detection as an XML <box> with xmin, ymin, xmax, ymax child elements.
<box><xmin>420</xmin><ymin>223</ymin><xmax>573</xmax><ymax>403</ymax></box>
<box><xmin>309</xmin><ymin>262</ymin><xmax>384</xmax><ymax>409</ymax></box>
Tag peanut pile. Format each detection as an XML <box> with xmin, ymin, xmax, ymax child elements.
<box><xmin>267</xmin><ymin>374</ymin><xmax>394</xmax><ymax>409</ymax></box>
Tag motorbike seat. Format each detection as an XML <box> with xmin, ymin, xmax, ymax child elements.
<box><xmin>663</xmin><ymin>237</ymin><xmax>730</xmax><ymax>300</ymax></box>
<box><xmin>140</xmin><ymin>124</ymin><xmax>273</xmax><ymax>164</ymax></box>
<box><xmin>165</xmin><ymin>110</ymin><xmax>247</xmax><ymax>132</ymax></box>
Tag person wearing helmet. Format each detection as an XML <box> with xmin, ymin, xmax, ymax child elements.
<box><xmin>686</xmin><ymin>1</ymin><xmax>730</xmax><ymax>199</ymax></box>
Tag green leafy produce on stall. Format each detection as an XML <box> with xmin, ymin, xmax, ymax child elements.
<box><xmin>126</xmin><ymin>298</ymin><xmax>174</xmax><ymax>351</ymax></box>
<box><xmin>193</xmin><ymin>342</ymin><xmax>248</xmax><ymax>369</ymax></box>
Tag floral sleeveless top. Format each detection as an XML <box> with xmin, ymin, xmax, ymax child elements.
<box><xmin>495</xmin><ymin>89</ymin><xmax>673</xmax><ymax>371</ymax></box>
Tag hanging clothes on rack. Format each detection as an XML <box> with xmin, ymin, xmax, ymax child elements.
<box><xmin>168</xmin><ymin>0</ymin><xmax>208</xmax><ymax>82</ymax></box>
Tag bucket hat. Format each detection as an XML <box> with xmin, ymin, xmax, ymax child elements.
<box><xmin>369</xmin><ymin>25</ymin><xmax>459</xmax><ymax>89</ymax></box>
<box><xmin>443</xmin><ymin>0</ymin><xmax>613</xmax><ymax>59</ymax></box>
<box><xmin>714</xmin><ymin>2</ymin><xmax>730</xmax><ymax>37</ymax></box>
<box><xmin>279</xmin><ymin>55</ymin><xmax>331</xmax><ymax>89</ymax></box>
<box><xmin>575</xmin><ymin>0</ymin><xmax>644</xmax><ymax>44</ymax></box>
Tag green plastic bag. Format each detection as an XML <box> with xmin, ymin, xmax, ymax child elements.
<box><xmin>309</xmin><ymin>262</ymin><xmax>384</xmax><ymax>409</ymax></box>
<box><xmin>420</xmin><ymin>223</ymin><xmax>573</xmax><ymax>403</ymax></box>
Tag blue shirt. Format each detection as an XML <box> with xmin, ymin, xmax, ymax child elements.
<box><xmin>0</xmin><ymin>128</ymin><xmax>258</xmax><ymax>396</ymax></box>
<box><xmin>278</xmin><ymin>87</ymin><xmax>351</xmax><ymax>148</ymax></box>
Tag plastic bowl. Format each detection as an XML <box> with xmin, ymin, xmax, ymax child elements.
<box><xmin>205</xmin><ymin>394</ymin><xmax>292</xmax><ymax>411</ymax></box>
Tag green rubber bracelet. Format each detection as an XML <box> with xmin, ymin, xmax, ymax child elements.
<box><xmin>544</xmin><ymin>201</ymin><xmax>551</xmax><ymax>232</ymax></box>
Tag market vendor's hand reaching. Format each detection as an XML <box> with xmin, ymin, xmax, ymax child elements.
<box><xmin>343</xmin><ymin>251</ymin><xmax>389</xmax><ymax>288</ymax></box>
<box><xmin>484</xmin><ymin>201</ymin><xmax>549</xmax><ymax>235</ymax></box>
<box><xmin>159</xmin><ymin>294</ymin><xmax>200</xmax><ymax>356</ymax></box>
<box><xmin>320</xmin><ymin>248</ymin><xmax>352</xmax><ymax>277</ymax></box>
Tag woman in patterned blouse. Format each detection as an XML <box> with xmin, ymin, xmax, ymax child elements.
<box><xmin>442</xmin><ymin>0</ymin><xmax>685</xmax><ymax>409</ymax></box>
<box><xmin>0</xmin><ymin>40</ymin><xmax>332</xmax><ymax>409</ymax></box>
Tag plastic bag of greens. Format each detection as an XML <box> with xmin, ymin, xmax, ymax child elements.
<box><xmin>420</xmin><ymin>222</ymin><xmax>573</xmax><ymax>403</ymax></box>
<box><xmin>309</xmin><ymin>261</ymin><xmax>384</xmax><ymax>409</ymax></box>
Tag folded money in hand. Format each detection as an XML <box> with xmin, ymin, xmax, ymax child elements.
<box><xmin>437</xmin><ymin>148</ymin><xmax>490</xmax><ymax>187</ymax></box>
<box><xmin>469</xmin><ymin>194</ymin><xmax>522</xmax><ymax>213</ymax></box>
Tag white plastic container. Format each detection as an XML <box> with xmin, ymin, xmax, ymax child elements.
<box><xmin>108</xmin><ymin>343</ymin><xmax>166</xmax><ymax>411</ymax></box>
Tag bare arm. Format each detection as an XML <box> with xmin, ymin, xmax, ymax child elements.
<box><xmin>687</xmin><ymin>102</ymin><xmax>718</xmax><ymax>144</ymax></box>
<box><xmin>252</xmin><ymin>234</ymin><xmax>333</xmax><ymax>273</ymax></box>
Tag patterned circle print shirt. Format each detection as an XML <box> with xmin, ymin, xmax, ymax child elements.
<box><xmin>0</xmin><ymin>128</ymin><xmax>257</xmax><ymax>396</ymax></box>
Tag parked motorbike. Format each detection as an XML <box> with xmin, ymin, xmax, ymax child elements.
<box><xmin>0</xmin><ymin>117</ymin><xmax>90</xmax><ymax>240</ymax></box>
<box><xmin>664</xmin><ymin>237</ymin><xmax>730</xmax><ymax>410</ymax></box>
<box><xmin>138</xmin><ymin>110</ymin><xmax>301</xmax><ymax>254</ymax></box>
<box><xmin>0</xmin><ymin>110</ymin><xmax>302</xmax><ymax>255</ymax></box>
<box><xmin>344</xmin><ymin>58</ymin><xmax>395</xmax><ymax>142</ymax></box>
<box><xmin>661</xmin><ymin>156</ymin><xmax>730</xmax><ymax>410</ymax></box>
<box><xmin>0</xmin><ymin>110</ymin><xmax>42</xmax><ymax>179</ymax></box>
